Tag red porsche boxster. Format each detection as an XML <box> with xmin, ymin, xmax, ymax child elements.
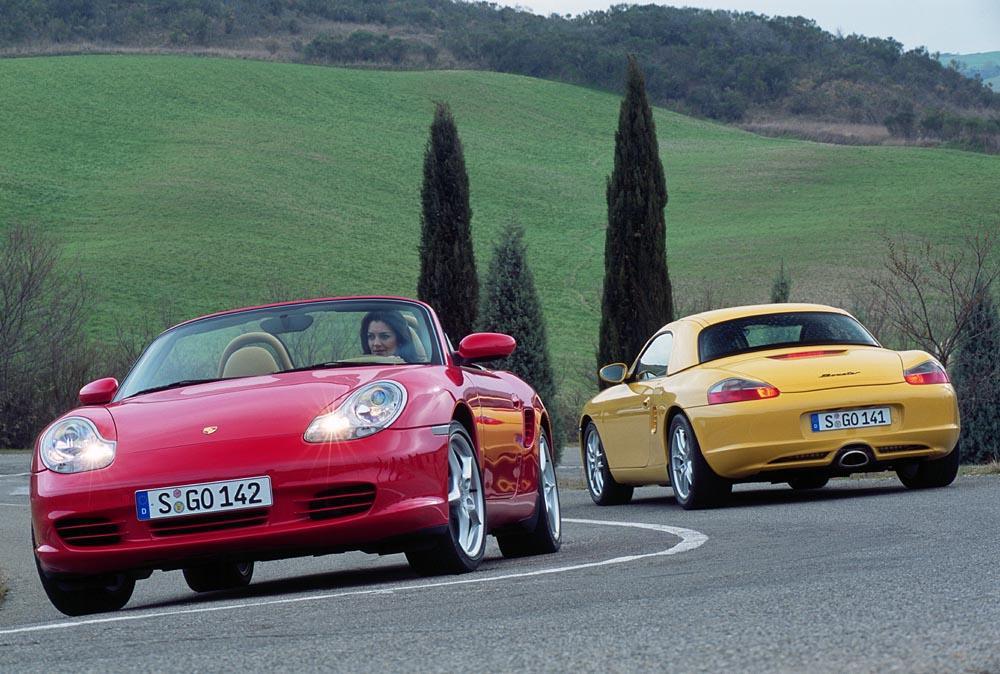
<box><xmin>31</xmin><ymin>296</ymin><xmax>561</xmax><ymax>615</ymax></box>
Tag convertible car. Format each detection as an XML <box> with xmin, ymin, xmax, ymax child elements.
<box><xmin>581</xmin><ymin>303</ymin><xmax>960</xmax><ymax>509</ymax></box>
<box><xmin>31</xmin><ymin>296</ymin><xmax>561</xmax><ymax>615</ymax></box>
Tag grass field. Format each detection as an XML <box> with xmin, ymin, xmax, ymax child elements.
<box><xmin>1</xmin><ymin>55</ymin><xmax>999</xmax><ymax>418</ymax></box>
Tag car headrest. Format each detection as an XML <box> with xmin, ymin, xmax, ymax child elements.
<box><xmin>221</xmin><ymin>346</ymin><xmax>279</xmax><ymax>378</ymax></box>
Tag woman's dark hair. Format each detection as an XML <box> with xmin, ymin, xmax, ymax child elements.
<box><xmin>360</xmin><ymin>310</ymin><xmax>419</xmax><ymax>363</ymax></box>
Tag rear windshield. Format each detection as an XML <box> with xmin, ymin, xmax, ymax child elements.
<box><xmin>698</xmin><ymin>312</ymin><xmax>879</xmax><ymax>363</ymax></box>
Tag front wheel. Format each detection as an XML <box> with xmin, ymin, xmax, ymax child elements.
<box><xmin>497</xmin><ymin>429</ymin><xmax>562</xmax><ymax>558</ymax></box>
<box><xmin>669</xmin><ymin>414</ymin><xmax>731</xmax><ymax>510</ymax></box>
<box><xmin>897</xmin><ymin>447</ymin><xmax>960</xmax><ymax>489</ymax></box>
<box><xmin>583</xmin><ymin>422</ymin><xmax>633</xmax><ymax>505</ymax></box>
<box><xmin>183</xmin><ymin>561</ymin><xmax>254</xmax><ymax>593</ymax></box>
<box><xmin>35</xmin><ymin>555</ymin><xmax>135</xmax><ymax>616</ymax></box>
<box><xmin>407</xmin><ymin>422</ymin><xmax>486</xmax><ymax>576</ymax></box>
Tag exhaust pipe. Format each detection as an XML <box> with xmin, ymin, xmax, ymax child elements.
<box><xmin>837</xmin><ymin>448</ymin><xmax>871</xmax><ymax>469</ymax></box>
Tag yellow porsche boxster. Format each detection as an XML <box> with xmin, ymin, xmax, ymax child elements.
<box><xmin>580</xmin><ymin>303</ymin><xmax>960</xmax><ymax>509</ymax></box>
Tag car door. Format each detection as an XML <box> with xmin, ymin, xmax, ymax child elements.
<box><xmin>599</xmin><ymin>332</ymin><xmax>674</xmax><ymax>469</ymax></box>
<box><xmin>632</xmin><ymin>332</ymin><xmax>676</xmax><ymax>469</ymax></box>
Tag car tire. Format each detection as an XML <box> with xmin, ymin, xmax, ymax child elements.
<box><xmin>668</xmin><ymin>414</ymin><xmax>731</xmax><ymax>510</ymax></box>
<box><xmin>896</xmin><ymin>446</ymin><xmax>960</xmax><ymax>489</ymax></box>
<box><xmin>406</xmin><ymin>422</ymin><xmax>487</xmax><ymax>576</ymax></box>
<box><xmin>583</xmin><ymin>422</ymin><xmax>634</xmax><ymax>506</ymax></box>
<box><xmin>182</xmin><ymin>561</ymin><xmax>254</xmax><ymax>593</ymax></box>
<box><xmin>788</xmin><ymin>476</ymin><xmax>829</xmax><ymax>490</ymax></box>
<box><xmin>34</xmin><ymin>552</ymin><xmax>135</xmax><ymax>616</ymax></box>
<box><xmin>497</xmin><ymin>429</ymin><xmax>562</xmax><ymax>558</ymax></box>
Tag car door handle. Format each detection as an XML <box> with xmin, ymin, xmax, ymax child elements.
<box><xmin>642</xmin><ymin>397</ymin><xmax>650</xmax><ymax>408</ymax></box>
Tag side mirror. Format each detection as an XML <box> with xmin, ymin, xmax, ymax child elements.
<box><xmin>598</xmin><ymin>363</ymin><xmax>628</xmax><ymax>385</ymax></box>
<box><xmin>79</xmin><ymin>378</ymin><xmax>119</xmax><ymax>405</ymax></box>
<box><xmin>457</xmin><ymin>333</ymin><xmax>516</xmax><ymax>363</ymax></box>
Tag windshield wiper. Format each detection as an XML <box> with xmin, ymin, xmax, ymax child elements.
<box><xmin>126</xmin><ymin>378</ymin><xmax>223</xmax><ymax>398</ymax></box>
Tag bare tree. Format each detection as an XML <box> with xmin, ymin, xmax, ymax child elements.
<box><xmin>869</xmin><ymin>225</ymin><xmax>998</xmax><ymax>368</ymax></box>
<box><xmin>0</xmin><ymin>225</ymin><xmax>93</xmax><ymax>447</ymax></box>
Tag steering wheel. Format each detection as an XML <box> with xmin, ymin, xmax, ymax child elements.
<box><xmin>218</xmin><ymin>332</ymin><xmax>294</xmax><ymax>377</ymax></box>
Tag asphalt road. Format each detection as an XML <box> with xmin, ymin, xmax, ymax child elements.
<box><xmin>1</xmin><ymin>450</ymin><xmax>998</xmax><ymax>673</ymax></box>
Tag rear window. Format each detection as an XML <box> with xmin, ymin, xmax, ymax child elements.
<box><xmin>698</xmin><ymin>312</ymin><xmax>879</xmax><ymax>363</ymax></box>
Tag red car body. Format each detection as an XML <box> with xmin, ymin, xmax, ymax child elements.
<box><xmin>31</xmin><ymin>297</ymin><xmax>555</xmax><ymax>590</ymax></box>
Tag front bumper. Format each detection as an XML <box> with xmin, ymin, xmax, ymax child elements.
<box><xmin>688</xmin><ymin>383</ymin><xmax>959</xmax><ymax>480</ymax></box>
<box><xmin>31</xmin><ymin>427</ymin><xmax>449</xmax><ymax>577</ymax></box>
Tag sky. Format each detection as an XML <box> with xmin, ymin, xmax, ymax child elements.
<box><xmin>497</xmin><ymin>1</ymin><xmax>1000</xmax><ymax>54</ymax></box>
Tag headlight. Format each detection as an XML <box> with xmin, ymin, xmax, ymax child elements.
<box><xmin>304</xmin><ymin>381</ymin><xmax>407</xmax><ymax>442</ymax></box>
<box><xmin>39</xmin><ymin>417</ymin><xmax>117</xmax><ymax>473</ymax></box>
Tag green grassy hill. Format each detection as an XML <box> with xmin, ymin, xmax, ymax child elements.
<box><xmin>940</xmin><ymin>51</ymin><xmax>1000</xmax><ymax>90</ymax></box>
<box><xmin>2</xmin><ymin>55</ymin><xmax>999</xmax><ymax>413</ymax></box>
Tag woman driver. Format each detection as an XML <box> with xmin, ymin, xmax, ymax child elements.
<box><xmin>360</xmin><ymin>311</ymin><xmax>420</xmax><ymax>363</ymax></box>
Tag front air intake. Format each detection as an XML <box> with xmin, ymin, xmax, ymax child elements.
<box><xmin>149</xmin><ymin>508</ymin><xmax>268</xmax><ymax>537</ymax></box>
<box><xmin>55</xmin><ymin>517</ymin><xmax>122</xmax><ymax>547</ymax></box>
<box><xmin>306</xmin><ymin>484</ymin><xmax>376</xmax><ymax>521</ymax></box>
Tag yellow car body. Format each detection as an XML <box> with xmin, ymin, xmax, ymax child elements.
<box><xmin>580</xmin><ymin>303</ymin><xmax>960</xmax><ymax>508</ymax></box>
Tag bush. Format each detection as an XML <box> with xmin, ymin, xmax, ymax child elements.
<box><xmin>951</xmin><ymin>288</ymin><xmax>1000</xmax><ymax>464</ymax></box>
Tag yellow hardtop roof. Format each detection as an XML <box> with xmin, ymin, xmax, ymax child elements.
<box><xmin>679</xmin><ymin>303</ymin><xmax>849</xmax><ymax>328</ymax></box>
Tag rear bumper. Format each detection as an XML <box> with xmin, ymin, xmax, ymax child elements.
<box><xmin>31</xmin><ymin>427</ymin><xmax>449</xmax><ymax>577</ymax></box>
<box><xmin>688</xmin><ymin>383</ymin><xmax>959</xmax><ymax>480</ymax></box>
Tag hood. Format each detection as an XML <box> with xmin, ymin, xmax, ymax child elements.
<box><xmin>106</xmin><ymin>367</ymin><xmax>404</xmax><ymax>452</ymax></box>
<box><xmin>714</xmin><ymin>346</ymin><xmax>904</xmax><ymax>393</ymax></box>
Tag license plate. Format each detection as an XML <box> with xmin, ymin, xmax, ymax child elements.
<box><xmin>810</xmin><ymin>407</ymin><xmax>891</xmax><ymax>432</ymax></box>
<box><xmin>136</xmin><ymin>477</ymin><xmax>272</xmax><ymax>521</ymax></box>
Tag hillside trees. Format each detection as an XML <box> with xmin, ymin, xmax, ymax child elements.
<box><xmin>479</xmin><ymin>225</ymin><xmax>562</xmax><ymax>462</ymax></box>
<box><xmin>598</xmin><ymin>56</ymin><xmax>673</xmax><ymax>374</ymax></box>
<box><xmin>417</xmin><ymin>102</ymin><xmax>477</xmax><ymax>341</ymax></box>
<box><xmin>951</xmin><ymin>289</ymin><xmax>1000</xmax><ymax>464</ymax></box>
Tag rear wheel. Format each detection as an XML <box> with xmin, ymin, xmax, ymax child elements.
<box><xmin>183</xmin><ymin>561</ymin><xmax>254</xmax><ymax>593</ymax></box>
<box><xmin>669</xmin><ymin>414</ymin><xmax>731</xmax><ymax>510</ymax></box>
<box><xmin>35</xmin><ymin>555</ymin><xmax>135</xmax><ymax>616</ymax></box>
<box><xmin>407</xmin><ymin>423</ymin><xmax>486</xmax><ymax>576</ymax></box>
<box><xmin>497</xmin><ymin>429</ymin><xmax>562</xmax><ymax>558</ymax></box>
<box><xmin>788</xmin><ymin>476</ymin><xmax>829</xmax><ymax>490</ymax></box>
<box><xmin>897</xmin><ymin>447</ymin><xmax>960</xmax><ymax>489</ymax></box>
<box><xmin>583</xmin><ymin>422</ymin><xmax>633</xmax><ymax>505</ymax></box>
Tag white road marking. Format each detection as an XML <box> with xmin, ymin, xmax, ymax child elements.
<box><xmin>0</xmin><ymin>517</ymin><xmax>707</xmax><ymax>637</ymax></box>
<box><xmin>0</xmin><ymin>472</ymin><xmax>31</xmax><ymax>478</ymax></box>
<box><xmin>0</xmin><ymin>502</ymin><xmax>28</xmax><ymax>508</ymax></box>
<box><xmin>8</xmin><ymin>487</ymin><xmax>28</xmax><ymax>496</ymax></box>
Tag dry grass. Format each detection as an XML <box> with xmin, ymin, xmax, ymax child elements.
<box><xmin>962</xmin><ymin>461</ymin><xmax>1000</xmax><ymax>476</ymax></box>
<box><xmin>740</xmin><ymin>117</ymin><xmax>944</xmax><ymax>148</ymax></box>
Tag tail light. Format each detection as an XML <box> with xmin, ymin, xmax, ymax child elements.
<box><xmin>767</xmin><ymin>349</ymin><xmax>845</xmax><ymax>360</ymax></box>
<box><xmin>522</xmin><ymin>407</ymin><xmax>536</xmax><ymax>448</ymax></box>
<box><xmin>708</xmin><ymin>378</ymin><xmax>780</xmax><ymax>404</ymax></box>
<box><xmin>904</xmin><ymin>360</ymin><xmax>949</xmax><ymax>385</ymax></box>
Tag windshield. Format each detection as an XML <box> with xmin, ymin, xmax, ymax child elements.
<box><xmin>116</xmin><ymin>299</ymin><xmax>440</xmax><ymax>400</ymax></box>
<box><xmin>698</xmin><ymin>311</ymin><xmax>879</xmax><ymax>363</ymax></box>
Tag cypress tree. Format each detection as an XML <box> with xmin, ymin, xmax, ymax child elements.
<box><xmin>951</xmin><ymin>288</ymin><xmax>1000</xmax><ymax>464</ymax></box>
<box><xmin>770</xmin><ymin>259</ymin><xmax>791</xmax><ymax>303</ymax></box>
<box><xmin>418</xmin><ymin>102</ymin><xmax>477</xmax><ymax>340</ymax></box>
<box><xmin>480</xmin><ymin>225</ymin><xmax>563</xmax><ymax>462</ymax></box>
<box><xmin>598</xmin><ymin>56</ymin><xmax>673</xmax><ymax>375</ymax></box>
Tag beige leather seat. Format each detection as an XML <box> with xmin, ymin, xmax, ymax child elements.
<box><xmin>220</xmin><ymin>346</ymin><xmax>280</xmax><ymax>378</ymax></box>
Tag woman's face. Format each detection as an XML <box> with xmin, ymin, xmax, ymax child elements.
<box><xmin>366</xmin><ymin>320</ymin><xmax>398</xmax><ymax>356</ymax></box>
